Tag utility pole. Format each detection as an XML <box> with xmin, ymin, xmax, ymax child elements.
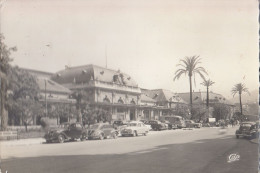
<box><xmin>45</xmin><ymin>79</ymin><xmax>47</xmax><ymax>117</ymax></box>
<box><xmin>105</xmin><ymin>44</ymin><xmax>107</xmax><ymax>68</ymax></box>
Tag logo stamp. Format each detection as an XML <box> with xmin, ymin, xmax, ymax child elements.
<box><xmin>227</xmin><ymin>153</ymin><xmax>240</xmax><ymax>163</ymax></box>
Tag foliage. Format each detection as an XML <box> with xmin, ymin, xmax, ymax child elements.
<box><xmin>190</xmin><ymin>105</ymin><xmax>207</xmax><ymax>121</ymax></box>
<box><xmin>7</xmin><ymin>67</ymin><xmax>42</xmax><ymax>128</ymax></box>
<box><xmin>81</xmin><ymin>105</ymin><xmax>112</xmax><ymax>125</ymax></box>
<box><xmin>233</xmin><ymin>112</ymin><xmax>246</xmax><ymax>122</ymax></box>
<box><xmin>212</xmin><ymin>103</ymin><xmax>230</xmax><ymax>121</ymax></box>
<box><xmin>201</xmin><ymin>79</ymin><xmax>215</xmax><ymax>108</ymax></box>
<box><xmin>173</xmin><ymin>55</ymin><xmax>207</xmax><ymax>113</ymax></box>
<box><xmin>0</xmin><ymin>34</ymin><xmax>17</xmax><ymax>130</ymax></box>
<box><xmin>231</xmin><ymin>83</ymin><xmax>249</xmax><ymax>96</ymax></box>
<box><xmin>201</xmin><ymin>79</ymin><xmax>215</xmax><ymax>88</ymax></box>
<box><xmin>173</xmin><ymin>55</ymin><xmax>207</xmax><ymax>85</ymax></box>
<box><xmin>231</xmin><ymin>83</ymin><xmax>250</xmax><ymax>115</ymax></box>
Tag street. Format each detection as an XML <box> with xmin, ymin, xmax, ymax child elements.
<box><xmin>1</xmin><ymin>127</ymin><xmax>258</xmax><ymax>173</ymax></box>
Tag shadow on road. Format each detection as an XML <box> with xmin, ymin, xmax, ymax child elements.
<box><xmin>2</xmin><ymin>135</ymin><xmax>258</xmax><ymax>173</ymax></box>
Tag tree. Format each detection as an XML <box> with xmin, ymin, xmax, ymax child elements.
<box><xmin>231</xmin><ymin>83</ymin><xmax>249</xmax><ymax>115</ymax></box>
<box><xmin>7</xmin><ymin>67</ymin><xmax>41</xmax><ymax>130</ymax></box>
<box><xmin>201</xmin><ymin>79</ymin><xmax>215</xmax><ymax>108</ymax></box>
<box><xmin>212</xmin><ymin>103</ymin><xmax>230</xmax><ymax>121</ymax></box>
<box><xmin>71</xmin><ymin>90</ymin><xmax>91</xmax><ymax>123</ymax></box>
<box><xmin>191</xmin><ymin>105</ymin><xmax>207</xmax><ymax>122</ymax></box>
<box><xmin>173</xmin><ymin>56</ymin><xmax>207</xmax><ymax>115</ymax></box>
<box><xmin>0</xmin><ymin>34</ymin><xmax>17</xmax><ymax>130</ymax></box>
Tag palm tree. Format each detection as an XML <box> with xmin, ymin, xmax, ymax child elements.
<box><xmin>173</xmin><ymin>56</ymin><xmax>208</xmax><ymax>114</ymax></box>
<box><xmin>201</xmin><ymin>79</ymin><xmax>215</xmax><ymax>108</ymax></box>
<box><xmin>231</xmin><ymin>83</ymin><xmax>250</xmax><ymax>115</ymax></box>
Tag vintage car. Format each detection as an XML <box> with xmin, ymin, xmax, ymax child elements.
<box><xmin>139</xmin><ymin>120</ymin><xmax>152</xmax><ymax>131</ymax></box>
<box><xmin>160</xmin><ymin>120</ymin><xmax>177</xmax><ymax>130</ymax></box>
<box><xmin>163</xmin><ymin>116</ymin><xmax>186</xmax><ymax>129</ymax></box>
<box><xmin>121</xmin><ymin>121</ymin><xmax>149</xmax><ymax>137</ymax></box>
<box><xmin>88</xmin><ymin>123</ymin><xmax>118</xmax><ymax>140</ymax></box>
<box><xmin>185</xmin><ymin>120</ymin><xmax>202</xmax><ymax>128</ymax></box>
<box><xmin>148</xmin><ymin>120</ymin><xmax>167</xmax><ymax>131</ymax></box>
<box><xmin>112</xmin><ymin>120</ymin><xmax>127</xmax><ymax>131</ymax></box>
<box><xmin>44</xmin><ymin>122</ymin><xmax>87</xmax><ymax>143</ymax></box>
<box><xmin>235</xmin><ymin>121</ymin><xmax>259</xmax><ymax>139</ymax></box>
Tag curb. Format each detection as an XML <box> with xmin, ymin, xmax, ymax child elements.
<box><xmin>1</xmin><ymin>138</ymin><xmax>45</xmax><ymax>147</ymax></box>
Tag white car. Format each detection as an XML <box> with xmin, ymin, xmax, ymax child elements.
<box><xmin>121</xmin><ymin>121</ymin><xmax>149</xmax><ymax>137</ymax></box>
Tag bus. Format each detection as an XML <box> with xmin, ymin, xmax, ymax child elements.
<box><xmin>162</xmin><ymin>115</ymin><xmax>186</xmax><ymax>129</ymax></box>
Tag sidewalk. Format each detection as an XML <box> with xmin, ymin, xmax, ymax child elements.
<box><xmin>1</xmin><ymin>138</ymin><xmax>45</xmax><ymax>147</ymax></box>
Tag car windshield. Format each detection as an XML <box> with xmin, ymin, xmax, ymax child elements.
<box><xmin>128</xmin><ymin>123</ymin><xmax>137</xmax><ymax>127</ymax></box>
<box><xmin>241</xmin><ymin>123</ymin><xmax>253</xmax><ymax>127</ymax></box>
<box><xmin>90</xmin><ymin>124</ymin><xmax>100</xmax><ymax>129</ymax></box>
<box><xmin>59</xmin><ymin>123</ymin><xmax>70</xmax><ymax>129</ymax></box>
<box><xmin>149</xmin><ymin>121</ymin><xmax>157</xmax><ymax>124</ymax></box>
<box><xmin>114</xmin><ymin>121</ymin><xmax>120</xmax><ymax>124</ymax></box>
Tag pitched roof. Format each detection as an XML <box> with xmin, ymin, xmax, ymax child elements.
<box><xmin>51</xmin><ymin>64</ymin><xmax>138</xmax><ymax>87</ymax></box>
<box><xmin>178</xmin><ymin>92</ymin><xmax>234</xmax><ymax>105</ymax></box>
<box><xmin>141</xmin><ymin>89</ymin><xmax>187</xmax><ymax>104</ymax></box>
<box><xmin>178</xmin><ymin>92</ymin><xmax>203</xmax><ymax>104</ymax></box>
<box><xmin>140</xmin><ymin>94</ymin><xmax>156</xmax><ymax>103</ymax></box>
<box><xmin>37</xmin><ymin>77</ymin><xmax>71</xmax><ymax>94</ymax></box>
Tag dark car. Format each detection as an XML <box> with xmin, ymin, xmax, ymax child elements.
<box><xmin>88</xmin><ymin>123</ymin><xmax>118</xmax><ymax>140</ymax></box>
<box><xmin>235</xmin><ymin>121</ymin><xmax>259</xmax><ymax>139</ymax></box>
<box><xmin>185</xmin><ymin>120</ymin><xmax>202</xmax><ymax>128</ymax></box>
<box><xmin>148</xmin><ymin>120</ymin><xmax>167</xmax><ymax>131</ymax></box>
<box><xmin>44</xmin><ymin>122</ymin><xmax>87</xmax><ymax>143</ymax></box>
<box><xmin>160</xmin><ymin>120</ymin><xmax>177</xmax><ymax>130</ymax></box>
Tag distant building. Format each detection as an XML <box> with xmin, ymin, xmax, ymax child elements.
<box><xmin>178</xmin><ymin>91</ymin><xmax>235</xmax><ymax>119</ymax></box>
<box><xmin>51</xmin><ymin>64</ymin><xmax>189</xmax><ymax>122</ymax></box>
<box><xmin>25</xmin><ymin>68</ymin><xmax>76</xmax><ymax>125</ymax></box>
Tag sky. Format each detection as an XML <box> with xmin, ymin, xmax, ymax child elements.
<box><xmin>1</xmin><ymin>0</ymin><xmax>259</xmax><ymax>101</ymax></box>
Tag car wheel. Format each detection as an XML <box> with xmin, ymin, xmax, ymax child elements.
<box><xmin>144</xmin><ymin>131</ymin><xmax>148</xmax><ymax>136</ymax></box>
<box><xmin>46</xmin><ymin>140</ymin><xmax>51</xmax><ymax>143</ymax></box>
<box><xmin>81</xmin><ymin>133</ymin><xmax>87</xmax><ymax>141</ymax></box>
<box><xmin>236</xmin><ymin>135</ymin><xmax>239</xmax><ymax>139</ymax></box>
<box><xmin>58</xmin><ymin>135</ymin><xmax>65</xmax><ymax>143</ymax></box>
<box><xmin>99</xmin><ymin>134</ymin><xmax>104</xmax><ymax>140</ymax></box>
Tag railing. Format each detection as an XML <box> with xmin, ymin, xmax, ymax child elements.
<box><xmin>68</xmin><ymin>80</ymin><xmax>141</xmax><ymax>93</ymax></box>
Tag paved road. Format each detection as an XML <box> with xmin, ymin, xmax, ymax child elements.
<box><xmin>1</xmin><ymin>127</ymin><xmax>258</xmax><ymax>173</ymax></box>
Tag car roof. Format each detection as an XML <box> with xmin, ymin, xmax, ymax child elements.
<box><xmin>128</xmin><ymin>121</ymin><xmax>143</xmax><ymax>124</ymax></box>
<box><xmin>241</xmin><ymin>121</ymin><xmax>256</xmax><ymax>124</ymax></box>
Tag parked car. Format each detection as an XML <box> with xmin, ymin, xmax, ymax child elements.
<box><xmin>235</xmin><ymin>121</ymin><xmax>259</xmax><ymax>139</ymax></box>
<box><xmin>121</xmin><ymin>121</ymin><xmax>149</xmax><ymax>137</ymax></box>
<box><xmin>88</xmin><ymin>123</ymin><xmax>118</xmax><ymax>140</ymax></box>
<box><xmin>112</xmin><ymin>120</ymin><xmax>127</xmax><ymax>131</ymax></box>
<box><xmin>148</xmin><ymin>120</ymin><xmax>167</xmax><ymax>131</ymax></box>
<box><xmin>44</xmin><ymin>122</ymin><xmax>87</xmax><ymax>143</ymax></box>
<box><xmin>139</xmin><ymin>120</ymin><xmax>152</xmax><ymax>131</ymax></box>
<box><xmin>185</xmin><ymin>120</ymin><xmax>202</xmax><ymax>128</ymax></box>
<box><xmin>163</xmin><ymin>116</ymin><xmax>186</xmax><ymax>129</ymax></box>
<box><xmin>160</xmin><ymin>120</ymin><xmax>177</xmax><ymax>130</ymax></box>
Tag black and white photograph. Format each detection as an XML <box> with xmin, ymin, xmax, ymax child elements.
<box><xmin>0</xmin><ymin>0</ymin><xmax>259</xmax><ymax>173</ymax></box>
